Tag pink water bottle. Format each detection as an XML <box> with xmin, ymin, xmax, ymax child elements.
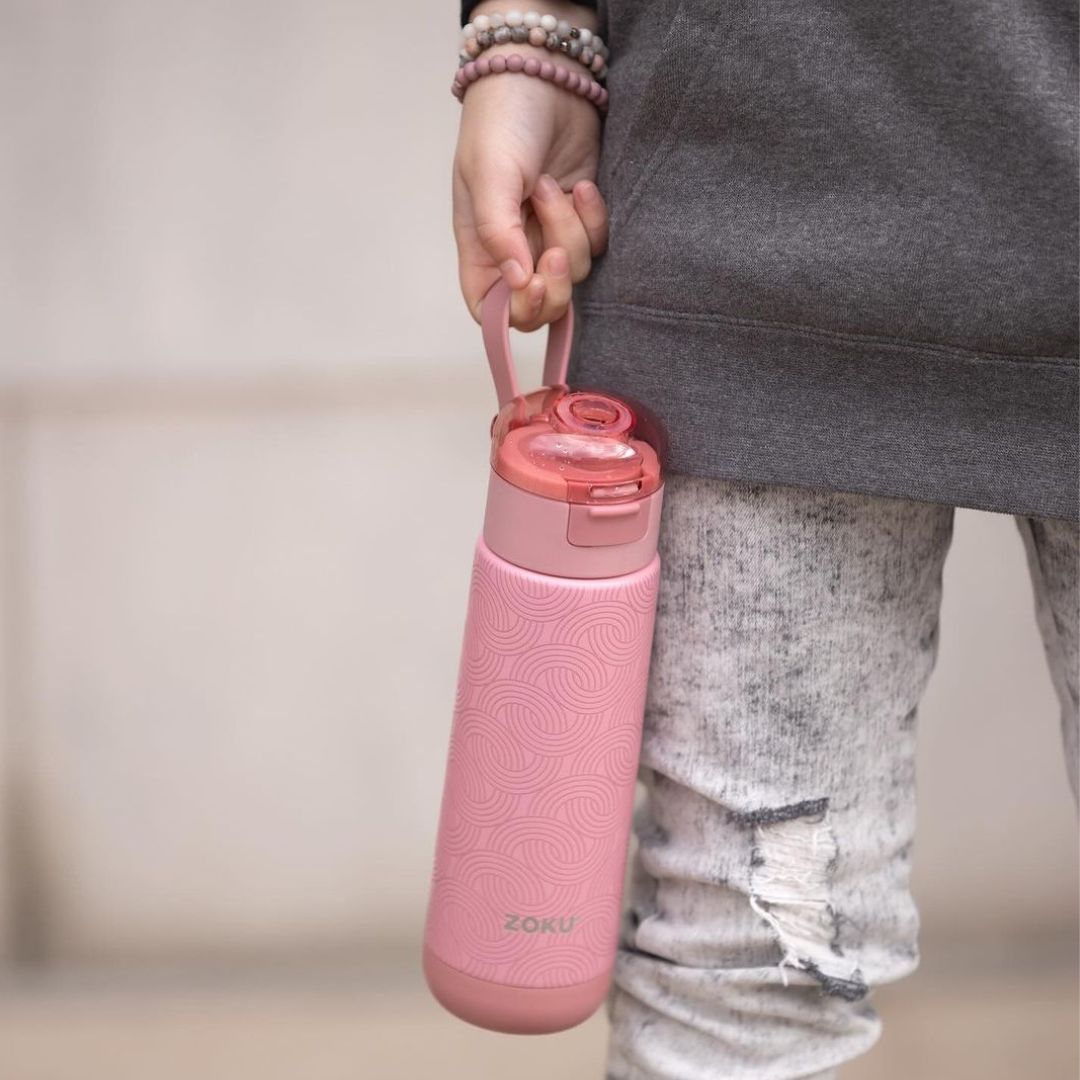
<box><xmin>423</xmin><ymin>281</ymin><xmax>664</xmax><ymax>1034</ymax></box>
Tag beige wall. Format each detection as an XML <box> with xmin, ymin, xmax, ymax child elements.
<box><xmin>0</xmin><ymin>0</ymin><xmax>1075</xmax><ymax>965</ymax></box>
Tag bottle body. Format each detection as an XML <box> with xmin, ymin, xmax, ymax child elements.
<box><xmin>424</xmin><ymin>281</ymin><xmax>666</xmax><ymax>1033</ymax></box>
<box><xmin>423</xmin><ymin>533</ymin><xmax>661</xmax><ymax>1033</ymax></box>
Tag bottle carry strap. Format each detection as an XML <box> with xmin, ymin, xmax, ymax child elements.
<box><xmin>481</xmin><ymin>278</ymin><xmax>574</xmax><ymax>408</ymax></box>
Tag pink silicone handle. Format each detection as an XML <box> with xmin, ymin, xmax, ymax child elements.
<box><xmin>481</xmin><ymin>278</ymin><xmax>574</xmax><ymax>408</ymax></box>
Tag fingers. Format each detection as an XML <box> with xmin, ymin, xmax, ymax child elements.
<box><xmin>509</xmin><ymin>273</ymin><xmax>546</xmax><ymax>327</ymax></box>
<box><xmin>454</xmin><ymin>159</ymin><xmax>606</xmax><ymax>329</ymax></box>
<box><xmin>530</xmin><ymin>174</ymin><xmax>594</xmax><ymax>282</ymax></box>
<box><xmin>514</xmin><ymin>178</ymin><xmax>606</xmax><ymax>330</ymax></box>
<box><xmin>464</xmin><ymin>157</ymin><xmax>534</xmax><ymax>291</ymax></box>
<box><xmin>513</xmin><ymin>247</ymin><xmax>573</xmax><ymax>332</ymax></box>
<box><xmin>572</xmin><ymin>179</ymin><xmax>609</xmax><ymax>258</ymax></box>
<box><xmin>465</xmin><ymin>252</ymin><xmax>570</xmax><ymax>331</ymax></box>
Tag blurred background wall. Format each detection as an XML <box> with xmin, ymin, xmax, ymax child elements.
<box><xmin>0</xmin><ymin>2</ymin><xmax>1075</xmax><ymax>1074</ymax></box>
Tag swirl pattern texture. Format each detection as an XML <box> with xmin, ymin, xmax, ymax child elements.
<box><xmin>425</xmin><ymin>539</ymin><xmax>660</xmax><ymax>989</ymax></box>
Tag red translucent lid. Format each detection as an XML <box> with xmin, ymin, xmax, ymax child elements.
<box><xmin>491</xmin><ymin>386</ymin><xmax>662</xmax><ymax>504</ymax></box>
<box><xmin>480</xmin><ymin>279</ymin><xmax>664</xmax><ymax>504</ymax></box>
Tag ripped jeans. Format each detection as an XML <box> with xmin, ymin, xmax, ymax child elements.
<box><xmin>606</xmin><ymin>476</ymin><xmax>1079</xmax><ymax>1080</ymax></box>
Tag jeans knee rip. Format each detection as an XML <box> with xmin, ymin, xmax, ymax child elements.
<box><xmin>745</xmin><ymin>800</ymin><xmax>868</xmax><ymax>1000</ymax></box>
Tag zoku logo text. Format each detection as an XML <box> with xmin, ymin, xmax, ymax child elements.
<box><xmin>504</xmin><ymin>914</ymin><xmax>580</xmax><ymax>934</ymax></box>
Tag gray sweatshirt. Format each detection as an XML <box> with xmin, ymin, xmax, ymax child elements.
<box><xmin>463</xmin><ymin>1</ymin><xmax>1079</xmax><ymax>519</ymax></box>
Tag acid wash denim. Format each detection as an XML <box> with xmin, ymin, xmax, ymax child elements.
<box><xmin>605</xmin><ymin>474</ymin><xmax>1079</xmax><ymax>1080</ymax></box>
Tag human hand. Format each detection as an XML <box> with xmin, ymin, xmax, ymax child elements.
<box><xmin>452</xmin><ymin>4</ymin><xmax>609</xmax><ymax>329</ymax></box>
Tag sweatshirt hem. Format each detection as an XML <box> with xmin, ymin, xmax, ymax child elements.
<box><xmin>569</xmin><ymin>301</ymin><xmax>1080</xmax><ymax>521</ymax></box>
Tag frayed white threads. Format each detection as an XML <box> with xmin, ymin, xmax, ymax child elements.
<box><xmin>748</xmin><ymin>812</ymin><xmax>861</xmax><ymax>988</ymax></box>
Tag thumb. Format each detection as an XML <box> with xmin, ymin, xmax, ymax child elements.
<box><xmin>467</xmin><ymin>160</ymin><xmax>534</xmax><ymax>289</ymax></box>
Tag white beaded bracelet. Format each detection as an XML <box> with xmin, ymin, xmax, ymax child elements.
<box><xmin>460</xmin><ymin>10</ymin><xmax>609</xmax><ymax>81</ymax></box>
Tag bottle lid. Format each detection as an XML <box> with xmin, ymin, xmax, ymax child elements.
<box><xmin>491</xmin><ymin>386</ymin><xmax>662</xmax><ymax>503</ymax></box>
<box><xmin>480</xmin><ymin>278</ymin><xmax>664</xmax><ymax>504</ymax></box>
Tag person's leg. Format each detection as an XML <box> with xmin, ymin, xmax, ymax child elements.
<box><xmin>606</xmin><ymin>475</ymin><xmax>955</xmax><ymax>1080</ymax></box>
<box><xmin>1016</xmin><ymin>515</ymin><xmax>1079</xmax><ymax>801</ymax></box>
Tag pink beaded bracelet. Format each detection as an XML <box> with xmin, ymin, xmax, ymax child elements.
<box><xmin>451</xmin><ymin>52</ymin><xmax>608</xmax><ymax>113</ymax></box>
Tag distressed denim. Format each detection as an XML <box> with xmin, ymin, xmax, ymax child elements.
<box><xmin>606</xmin><ymin>475</ymin><xmax>1079</xmax><ymax>1080</ymax></box>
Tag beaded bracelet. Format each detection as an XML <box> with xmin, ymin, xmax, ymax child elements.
<box><xmin>451</xmin><ymin>52</ymin><xmax>609</xmax><ymax>112</ymax></box>
<box><xmin>460</xmin><ymin>11</ymin><xmax>609</xmax><ymax>81</ymax></box>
